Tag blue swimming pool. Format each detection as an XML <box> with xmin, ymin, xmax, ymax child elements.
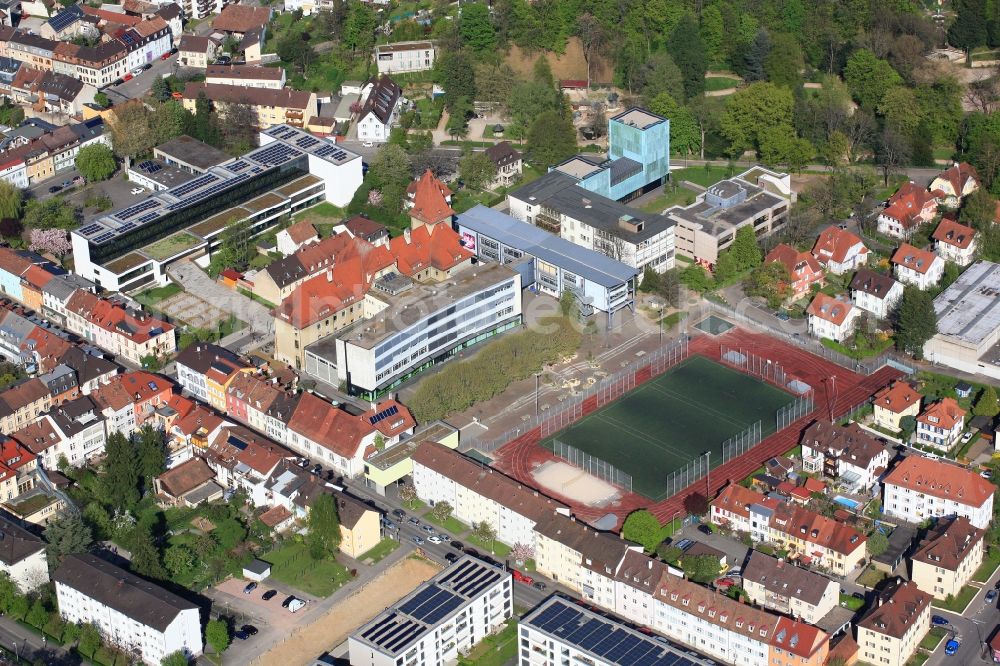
<box><xmin>833</xmin><ymin>495</ymin><xmax>860</xmax><ymax>511</ymax></box>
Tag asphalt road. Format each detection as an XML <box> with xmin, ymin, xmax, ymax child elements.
<box><xmin>0</xmin><ymin>615</ymin><xmax>80</xmax><ymax>665</ymax></box>
<box><xmin>928</xmin><ymin>574</ymin><xmax>1000</xmax><ymax>666</ymax></box>
<box><xmin>104</xmin><ymin>51</ymin><xmax>179</xmax><ymax>103</ymax></box>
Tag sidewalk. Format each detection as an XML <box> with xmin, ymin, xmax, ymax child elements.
<box><xmin>0</xmin><ymin>615</ymin><xmax>82</xmax><ymax>665</ymax></box>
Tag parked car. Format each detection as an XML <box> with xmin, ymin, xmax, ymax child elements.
<box><xmin>945</xmin><ymin>639</ymin><xmax>960</xmax><ymax>656</ymax></box>
<box><xmin>241</xmin><ymin>625</ymin><xmax>258</xmax><ymax>636</ymax></box>
<box><xmin>123</xmin><ymin>73</ymin><xmax>133</xmax><ymax>81</ymax></box>
<box><xmin>725</xmin><ymin>567</ymin><xmax>742</xmax><ymax>577</ymax></box>
<box><xmin>382</xmin><ymin>520</ymin><xmax>396</xmax><ymax>531</ymax></box>
<box><xmin>234</xmin><ymin>630</ymin><xmax>249</xmax><ymax>640</ymax></box>
<box><xmin>130</xmin><ymin>187</ymin><xmax>144</xmax><ymax>195</ymax></box>
<box><xmin>533</xmin><ymin>581</ymin><xmax>547</xmax><ymax>590</ymax></box>
<box><xmin>61</xmin><ymin>180</ymin><xmax>71</xmax><ymax>188</ymax></box>
<box><xmin>243</xmin><ymin>582</ymin><xmax>257</xmax><ymax>594</ymax></box>
<box><xmin>412</xmin><ymin>536</ymin><xmax>424</xmax><ymax>545</ymax></box>
<box><xmin>281</xmin><ymin>595</ymin><xmax>296</xmax><ymax>608</ymax></box>
<box><xmin>451</xmin><ymin>540</ymin><xmax>464</xmax><ymax>550</ymax></box>
<box><xmin>407</xmin><ymin>516</ymin><xmax>420</xmax><ymax>526</ymax></box>
<box><xmin>160</xmin><ymin>51</ymin><xmax>171</xmax><ymax>60</ymax></box>
<box><xmin>674</xmin><ymin>539</ymin><xmax>693</xmax><ymax>551</ymax></box>
<box><xmin>851</xmin><ymin>592</ymin><xmax>865</xmax><ymax>601</ymax></box>
<box><xmin>428</xmin><ymin>535</ymin><xmax>444</xmax><ymax>544</ymax></box>
<box><xmin>444</xmin><ymin>552</ymin><xmax>458</xmax><ymax>563</ymax></box>
<box><xmin>932</xmin><ymin>615</ymin><xmax>949</xmax><ymax>626</ymax></box>
<box><xmin>774</xmin><ymin>311</ymin><xmax>791</xmax><ymax>321</ymax></box>
<box><xmin>47</xmin><ymin>185</ymin><xmax>62</xmax><ymax>193</ymax></box>
<box><xmin>987</xmin><ymin>589</ymin><xmax>997</xmax><ymax>604</ymax></box>
<box><xmin>392</xmin><ymin>509</ymin><xmax>405</xmax><ymax>519</ymax></box>
<box><xmin>262</xmin><ymin>589</ymin><xmax>277</xmax><ymax>601</ymax></box>
<box><xmin>962</xmin><ymin>431</ymin><xmax>975</xmax><ymax>444</ymax></box>
<box><xmin>288</xmin><ymin>598</ymin><xmax>306</xmax><ymax>613</ymax></box>
<box><xmin>512</xmin><ymin>570</ymin><xmax>534</xmax><ymax>585</ymax></box>
<box><xmin>697</xmin><ymin>524</ymin><xmax>713</xmax><ymax>535</ymax></box>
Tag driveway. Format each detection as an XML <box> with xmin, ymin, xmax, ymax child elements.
<box><xmin>104</xmin><ymin>52</ymin><xmax>179</xmax><ymax>103</ymax></box>
<box><xmin>166</xmin><ymin>261</ymin><xmax>273</xmax><ymax>339</ymax></box>
<box><xmin>672</xmin><ymin>522</ymin><xmax>750</xmax><ymax>571</ymax></box>
<box><xmin>926</xmin><ymin>565</ymin><xmax>1000</xmax><ymax>666</ymax></box>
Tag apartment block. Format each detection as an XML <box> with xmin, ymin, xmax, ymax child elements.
<box><xmin>883</xmin><ymin>455</ymin><xmax>994</xmax><ymax>529</ymax></box>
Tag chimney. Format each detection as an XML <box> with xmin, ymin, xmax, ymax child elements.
<box><xmin>404</xmin><ymin>228</ymin><xmax>411</xmax><ymax>244</ymax></box>
<box><xmin>326</xmin><ymin>270</ymin><xmax>332</xmax><ymax>282</ymax></box>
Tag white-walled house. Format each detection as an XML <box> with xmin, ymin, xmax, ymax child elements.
<box><xmin>850</xmin><ymin>269</ymin><xmax>903</xmax><ymax>320</ymax></box>
<box><xmin>54</xmin><ymin>554</ymin><xmax>202</xmax><ymax>665</ymax></box>
<box><xmin>930</xmin><ymin>162</ymin><xmax>979</xmax><ymax>208</ymax></box>
<box><xmin>883</xmin><ymin>455</ymin><xmax>994</xmax><ymax>529</ymax></box>
<box><xmin>933</xmin><ymin>217</ymin><xmax>978</xmax><ymax>267</ymax></box>
<box><xmin>0</xmin><ymin>513</ymin><xmax>48</xmax><ymax>592</ymax></box>
<box><xmin>812</xmin><ymin>225</ymin><xmax>868</xmax><ymax>275</ymax></box>
<box><xmin>356</xmin><ymin>76</ymin><xmax>403</xmax><ymax>144</ymax></box>
<box><xmin>892</xmin><ymin>243</ymin><xmax>944</xmax><ymax>290</ymax></box>
<box><xmin>915</xmin><ymin>397</ymin><xmax>966</xmax><ymax>450</ymax></box>
<box><xmin>806</xmin><ymin>293</ymin><xmax>859</xmax><ymax>342</ymax></box>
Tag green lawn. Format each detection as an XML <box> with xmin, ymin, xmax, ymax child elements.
<box><xmin>264</xmin><ymin>542</ymin><xmax>353</xmax><ymax>597</ymax></box>
<box><xmin>413</xmin><ymin>97</ymin><xmax>443</xmax><ymax>130</ymax></box>
<box><xmin>144</xmin><ymin>232</ymin><xmax>203</xmax><ymax>261</ymax></box>
<box><xmin>857</xmin><ymin>566</ymin><xmax>888</xmax><ymax>588</ymax></box>
<box><xmin>839</xmin><ymin>594</ymin><xmax>865</xmax><ymax>611</ymax></box>
<box><xmin>820</xmin><ymin>335</ymin><xmax>895</xmax><ymax>360</ymax></box>
<box><xmin>293</xmin><ymin>201</ymin><xmax>344</xmax><ymax>224</ymax></box>
<box><xmin>467</xmin><ymin>534</ymin><xmax>511</xmax><ymax>557</ymax></box>
<box><xmin>639</xmin><ymin>186</ymin><xmax>697</xmax><ymax>213</ymax></box>
<box><xmin>358</xmin><ymin>538</ymin><xmax>400</xmax><ymax>564</ymax></box>
<box><xmin>973</xmin><ymin>546</ymin><xmax>1000</xmax><ymax>583</ymax></box>
<box><xmin>932</xmin><ymin>584</ymin><xmax>978</xmax><ymax>613</ymax></box>
<box><xmin>919</xmin><ymin>626</ymin><xmax>947</xmax><ymax>651</ymax></box>
<box><xmin>459</xmin><ymin>620</ymin><xmax>517</xmax><ymax>666</ymax></box>
<box><xmin>704</xmin><ymin>76</ymin><xmax>740</xmax><ymax>92</ymax></box>
<box><xmin>423</xmin><ymin>511</ymin><xmax>468</xmax><ymax>535</ymax></box>
<box><xmin>237</xmin><ymin>288</ymin><xmax>277</xmax><ymax>310</ymax></box>
<box><xmin>134</xmin><ymin>283</ymin><xmax>182</xmax><ymax>308</ymax></box>
<box><xmin>907</xmin><ymin>653</ymin><xmax>929</xmax><ymax>666</ymax></box>
<box><xmin>672</xmin><ymin>165</ymin><xmax>739</xmax><ymax>187</ymax></box>
<box><xmin>452</xmin><ymin>189</ymin><xmax>503</xmax><ymax>213</ymax></box>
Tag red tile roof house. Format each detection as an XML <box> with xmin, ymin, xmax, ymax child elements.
<box><xmin>872</xmin><ymin>381</ymin><xmax>922</xmax><ymax>433</ymax></box>
<box><xmin>914</xmin><ymin>397</ymin><xmax>966</xmax><ymax>450</ymax></box>
<box><xmin>891</xmin><ymin>243</ymin><xmax>944</xmax><ymax>291</ymax></box>
<box><xmin>64</xmin><ymin>291</ymin><xmax>175</xmax><ymax>367</ymax></box>
<box><xmin>90</xmin><ymin>371</ymin><xmax>173</xmax><ymax>436</ymax></box>
<box><xmin>811</xmin><ymin>225</ymin><xmax>869</xmax><ymax>275</ymax></box>
<box><xmin>285</xmin><ymin>392</ymin><xmax>414</xmax><ymax>478</ymax></box>
<box><xmin>806</xmin><ymin>293</ymin><xmax>859</xmax><ymax>342</ymax></box>
<box><xmin>883</xmin><ymin>455</ymin><xmax>995</xmax><ymax>529</ymax></box>
<box><xmin>406</xmin><ymin>169</ymin><xmax>454</xmax><ymax>229</ymax></box>
<box><xmin>877</xmin><ymin>181</ymin><xmax>939</xmax><ymax>239</ymax></box>
<box><xmin>929</xmin><ymin>162</ymin><xmax>980</xmax><ymax>208</ymax></box>
<box><xmin>764</xmin><ymin>244</ymin><xmax>825</xmax><ymax>302</ymax></box>
<box><xmin>932</xmin><ymin>216</ymin><xmax>978</xmax><ymax>267</ymax></box>
<box><xmin>276</xmin><ymin>220</ymin><xmax>318</xmax><ymax>257</ymax></box>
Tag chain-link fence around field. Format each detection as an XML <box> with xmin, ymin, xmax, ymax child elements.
<box><xmin>474</xmin><ymin>336</ymin><xmax>690</xmax><ymax>453</ymax></box>
<box><xmin>552</xmin><ymin>439</ymin><xmax>633</xmax><ymax>493</ymax></box>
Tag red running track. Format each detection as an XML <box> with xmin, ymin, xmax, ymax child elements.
<box><xmin>491</xmin><ymin>327</ymin><xmax>902</xmax><ymax>528</ymax></box>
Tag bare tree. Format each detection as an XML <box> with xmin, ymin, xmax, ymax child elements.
<box><xmin>966</xmin><ymin>74</ymin><xmax>1000</xmax><ymax>114</ymax></box>
<box><xmin>844</xmin><ymin>111</ymin><xmax>876</xmax><ymax>163</ymax></box>
<box><xmin>597</xmin><ymin>233</ymin><xmax>628</xmax><ymax>262</ymax></box>
<box><xmin>575</xmin><ymin>13</ymin><xmax>605</xmax><ymax>90</ymax></box>
<box><xmin>875</xmin><ymin>128</ymin><xmax>910</xmax><ymax>187</ymax></box>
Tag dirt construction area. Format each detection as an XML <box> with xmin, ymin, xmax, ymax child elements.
<box><xmin>158</xmin><ymin>291</ymin><xmax>230</xmax><ymax>329</ymax></box>
<box><xmin>252</xmin><ymin>557</ymin><xmax>441</xmax><ymax>666</ymax></box>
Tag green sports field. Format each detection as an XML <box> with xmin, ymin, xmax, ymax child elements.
<box><xmin>542</xmin><ymin>356</ymin><xmax>795</xmax><ymax>499</ymax></box>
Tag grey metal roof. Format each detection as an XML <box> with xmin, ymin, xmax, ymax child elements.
<box><xmin>537</xmin><ymin>183</ymin><xmax>673</xmax><ymax>243</ymax></box>
<box><xmin>509</xmin><ymin>170</ymin><xmax>579</xmax><ymax>204</ymax></box>
<box><xmin>456</xmin><ymin>205</ymin><xmax>638</xmax><ymax>288</ymax></box>
<box><xmin>932</xmin><ymin>260</ymin><xmax>1000</xmax><ymax>345</ymax></box>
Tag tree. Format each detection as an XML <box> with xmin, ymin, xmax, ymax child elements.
<box><xmin>667</xmin><ymin>14</ymin><xmax>706</xmax><ymax>98</ymax></box>
<box><xmin>193</xmin><ymin>91</ymin><xmax>220</xmax><ymax>147</ymax></box>
<box><xmin>0</xmin><ymin>181</ymin><xmax>22</xmax><ymax>220</ymax></box>
<box><xmin>399</xmin><ymin>483</ymin><xmax>418</xmax><ymax>508</ymax></box>
<box><xmin>648</xmin><ymin>93</ymin><xmax>699</xmax><ymax>157</ymax></box>
<box><xmin>438</xmin><ymin>51</ymin><xmax>477</xmax><ymax>111</ymax></box>
<box><xmin>306</xmin><ymin>493</ymin><xmax>341</xmax><ymax>560</ymax></box>
<box><xmin>130</xmin><ymin>523</ymin><xmax>166</xmax><ymax>579</ymax></box>
<box><xmin>44</xmin><ymin>513</ymin><xmax>93</xmax><ymax>566</ymax></box>
<box><xmin>764</xmin><ymin>33</ymin><xmax>804</xmax><ymax>89</ymax></box>
<box><xmin>844</xmin><ymin>49</ymin><xmax>903</xmax><ymax>110</ymax></box>
<box><xmin>430</xmin><ymin>501</ymin><xmax>453</xmax><ymax>524</ymax></box>
<box><xmin>527</xmin><ymin>110</ymin><xmax>576</xmax><ymax>169</ymax></box>
<box><xmin>164</xmin><ymin>544</ymin><xmax>194</xmax><ymax>578</ymax></box>
<box><xmin>679</xmin><ymin>263</ymin><xmax>714</xmax><ymax>292</ymax></box>
<box><xmin>78</xmin><ymin>623</ymin><xmax>102</xmax><ymax>658</ymax></box>
<box><xmin>621</xmin><ymin>509</ymin><xmax>662</xmax><ymax>553</ymax></box>
<box><xmin>950</xmin><ymin>0</ymin><xmax>989</xmax><ymax>50</ymax></box>
<box><xmin>720</xmin><ymin>82</ymin><xmax>794</xmax><ymax>157</ymax></box>
<box><xmin>26</xmin><ymin>599</ymin><xmax>48</xmax><ymax>629</ymax></box>
<box><xmin>27</xmin><ymin>228</ymin><xmax>70</xmax><ymax>259</ymax></box>
<box><xmin>343</xmin><ymin>2</ymin><xmax>376</xmax><ymax>54</ymax></box>
<box><xmin>866</xmin><ymin>530</ymin><xmax>889</xmax><ymax>558</ymax></box>
<box><xmin>103</xmin><ymin>431</ymin><xmax>140</xmax><ymax>510</ymax></box>
<box><xmin>473</xmin><ymin>521</ymin><xmax>497</xmax><ymax>551</ymax></box>
<box><xmin>152</xmin><ymin>100</ymin><xmax>195</xmax><ymax>145</ymax></box>
<box><xmin>738</xmin><ymin>29</ymin><xmax>771</xmax><ymax>82</ymax></box>
<box><xmin>699</xmin><ymin>5</ymin><xmax>725</xmax><ymax>66</ymax></box>
<box><xmin>875</xmin><ymin>128</ymin><xmax>911</xmax><ymax>187</ymax></box>
<box><xmin>23</xmin><ymin>198</ymin><xmax>79</xmax><ymax>230</ymax></box>
<box><xmin>110</xmin><ymin>103</ymin><xmax>155</xmax><ymax>158</ymax></box>
<box><xmin>575</xmin><ymin>13</ymin><xmax>604</xmax><ymax>90</ymax></box>
<box><xmin>758</xmin><ymin>125</ymin><xmax>814</xmax><ymax>169</ymax></box>
<box><xmin>136</xmin><ymin>424</ymin><xmax>166</xmax><ymax>488</ymax></box>
<box><xmin>975</xmin><ymin>385</ymin><xmax>1000</xmax><ymax>417</ymax></box>
<box><xmin>682</xmin><ymin>492</ymin><xmax>709</xmax><ymax>516</ymax></box>
<box><xmin>161</xmin><ymin>652</ymin><xmax>189</xmax><ymax>666</ymax></box>
<box><xmin>640</xmin><ymin>52</ymin><xmax>685</xmax><ymax>104</ymax></box>
<box><xmin>373</xmin><ymin>433</ymin><xmax>386</xmax><ymax>451</ymax></box>
<box><xmin>745</xmin><ymin>261</ymin><xmax>791</xmax><ymax>308</ymax></box>
<box><xmin>221</xmin><ymin>103</ymin><xmax>258</xmax><ymax>154</ymax></box>
<box><xmin>511</xmin><ymin>542</ymin><xmax>534</xmax><ymax>563</ymax></box>
<box><xmin>681</xmin><ymin>553</ymin><xmax>721</xmax><ymax>583</ymax></box>
<box><xmin>961</xmin><ymin>188</ymin><xmax>998</xmax><ymax>229</ymax></box>
<box><xmin>150</xmin><ymin>75</ymin><xmax>170</xmax><ymax>102</ymax></box>
<box><xmin>74</xmin><ymin>143</ymin><xmax>116</xmax><ymax>182</ymax></box>
<box><xmin>205</xmin><ymin>619</ymin><xmax>230</xmax><ymax>654</ymax></box>
<box><xmin>93</xmin><ymin>91</ymin><xmax>110</xmax><ymax>109</ymax></box>
<box><xmin>460</xmin><ymin>2</ymin><xmax>495</xmax><ymax>52</ymax></box>
<box><xmin>459</xmin><ymin>151</ymin><xmax>497</xmax><ymax>191</ymax></box>
<box><xmin>276</xmin><ymin>32</ymin><xmax>313</xmax><ymax>72</ymax></box>
<box><xmin>893</xmin><ymin>286</ymin><xmax>938</xmax><ymax>358</ymax></box>
<box><xmin>730</xmin><ymin>225</ymin><xmax>762</xmax><ymax>271</ymax></box>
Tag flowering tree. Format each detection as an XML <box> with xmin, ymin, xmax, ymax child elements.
<box><xmin>511</xmin><ymin>542</ymin><xmax>535</xmax><ymax>563</ymax></box>
<box><xmin>28</xmin><ymin>228</ymin><xmax>72</xmax><ymax>258</ymax></box>
<box><xmin>367</xmin><ymin>189</ymin><xmax>384</xmax><ymax>207</ymax></box>
<box><xmin>399</xmin><ymin>483</ymin><xmax>418</xmax><ymax>508</ymax></box>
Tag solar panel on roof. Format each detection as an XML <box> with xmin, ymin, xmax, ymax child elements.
<box><xmin>116</xmin><ymin>199</ymin><xmax>160</xmax><ymax>221</ymax></box>
<box><xmin>136</xmin><ymin>212</ymin><xmax>160</xmax><ymax>224</ymax></box>
<box><xmin>92</xmin><ymin>232</ymin><xmax>115</xmax><ymax>244</ymax></box>
<box><xmin>368</xmin><ymin>404</ymin><xmax>399</xmax><ymax>425</ymax></box>
<box><xmin>314</xmin><ymin>144</ymin><xmax>337</xmax><ymax>158</ymax></box>
<box><xmin>117</xmin><ymin>222</ymin><xmax>135</xmax><ymax>232</ymax></box>
<box><xmin>296</xmin><ymin>135</ymin><xmax>319</xmax><ymax>148</ymax></box>
<box><xmin>79</xmin><ymin>223</ymin><xmax>103</xmax><ymax>236</ymax></box>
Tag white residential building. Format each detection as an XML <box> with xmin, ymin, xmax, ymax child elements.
<box><xmin>374</xmin><ymin>41</ymin><xmax>435</xmax><ymax>74</ymax></box>
<box><xmin>740</xmin><ymin>551</ymin><xmax>839</xmax><ymax>625</ymax></box>
<box><xmin>356</xmin><ymin>76</ymin><xmax>403</xmax><ymax>144</ymax></box>
<box><xmin>0</xmin><ymin>513</ymin><xmax>48</xmax><ymax>592</ymax></box>
<box><xmin>800</xmin><ymin>421</ymin><xmax>889</xmax><ymax>492</ymax></box>
<box><xmin>349</xmin><ymin>556</ymin><xmax>512</xmax><ymax>666</ymax></box>
<box><xmin>850</xmin><ymin>269</ymin><xmax>903</xmax><ymax>320</ymax></box>
<box><xmin>883</xmin><ymin>455</ymin><xmax>995</xmax><ymax>529</ymax></box>
<box><xmin>856</xmin><ymin>581</ymin><xmax>930</xmax><ymax>666</ymax></box>
<box><xmin>892</xmin><ymin>243</ymin><xmax>944</xmax><ymax>290</ymax></box>
<box><xmin>806</xmin><ymin>293</ymin><xmax>859</xmax><ymax>342</ymax></box>
<box><xmin>54</xmin><ymin>554</ymin><xmax>202</xmax><ymax>665</ymax></box>
<box><xmin>811</xmin><ymin>225</ymin><xmax>868</xmax><ymax>275</ymax></box>
<box><xmin>933</xmin><ymin>217</ymin><xmax>978</xmax><ymax>267</ymax></box>
<box><xmin>10</xmin><ymin>397</ymin><xmax>106</xmax><ymax>469</ymax></box>
<box><xmin>914</xmin><ymin>398</ymin><xmax>966</xmax><ymax>450</ymax></box>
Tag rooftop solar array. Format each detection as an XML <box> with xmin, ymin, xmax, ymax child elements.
<box><xmin>368</xmin><ymin>404</ymin><xmax>398</xmax><ymax>425</ymax></box>
<box><xmin>524</xmin><ymin>598</ymin><xmax>710</xmax><ymax>666</ymax></box>
<box><xmin>74</xmin><ymin>124</ymin><xmax>361</xmax><ymax>247</ymax></box>
<box><xmin>352</xmin><ymin>556</ymin><xmax>509</xmax><ymax>657</ymax></box>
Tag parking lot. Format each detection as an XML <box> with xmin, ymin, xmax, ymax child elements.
<box><xmin>60</xmin><ymin>175</ymin><xmax>151</xmax><ymax>220</ymax></box>
<box><xmin>211</xmin><ymin>577</ymin><xmax>314</xmax><ymax>635</ymax></box>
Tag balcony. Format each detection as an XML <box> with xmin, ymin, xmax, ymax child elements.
<box><xmin>535</xmin><ymin>213</ymin><xmax>560</xmax><ymax>234</ymax></box>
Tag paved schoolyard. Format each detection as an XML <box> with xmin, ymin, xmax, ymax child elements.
<box><xmin>159</xmin><ymin>291</ymin><xmax>230</xmax><ymax>329</ymax></box>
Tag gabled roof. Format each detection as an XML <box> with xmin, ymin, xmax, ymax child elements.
<box><xmin>156</xmin><ymin>457</ymin><xmax>216</xmax><ymax>498</ymax></box>
<box><xmin>344</xmin><ymin>215</ymin><xmax>387</xmax><ymax>243</ymax></box>
<box><xmin>892</xmin><ymin>243</ymin><xmax>939</xmax><ymax>274</ymax></box>
<box><xmin>933</xmin><ymin>217</ymin><xmax>976</xmax><ymax>250</ymax></box>
<box><xmin>806</xmin><ymin>292</ymin><xmax>854</xmax><ymax>326</ymax></box>
<box><xmin>801</xmin><ymin>421</ymin><xmax>887</xmax><ymax>470</ymax></box>
<box><xmin>388</xmin><ymin>223</ymin><xmax>471</xmax><ymax>276</ymax></box>
<box><xmin>407</xmin><ymin>169</ymin><xmax>453</xmax><ymax>226</ymax></box>
<box><xmin>911</xmin><ymin>516</ymin><xmax>984</xmax><ymax>572</ymax></box>
<box><xmin>765</xmin><ymin>243</ymin><xmax>822</xmax><ymax>278</ymax></box>
<box><xmin>712</xmin><ymin>483</ymin><xmax>780</xmax><ymax>520</ymax></box>
<box><xmin>175</xmin><ymin>343</ymin><xmax>249</xmax><ymax>384</ymax></box>
<box><xmin>917</xmin><ymin>397</ymin><xmax>965</xmax><ymax>430</ymax></box>
<box><xmin>882</xmin><ymin>181</ymin><xmax>938</xmax><ymax>228</ymax></box>
<box><xmin>360</xmin><ymin>75</ymin><xmax>401</xmax><ymax>126</ymax></box>
<box><xmin>850</xmin><ymin>268</ymin><xmax>899</xmax><ymax>300</ymax></box>
<box><xmin>360</xmin><ymin>399</ymin><xmax>414</xmax><ymax>438</ymax></box>
<box><xmin>873</xmin><ymin>381</ymin><xmax>921</xmax><ymax>414</ymax></box>
<box><xmin>181</xmin><ymin>82</ymin><xmax>312</xmax><ymax>111</ymax></box>
<box><xmin>80</xmin><ymin>6</ymin><xmax>141</xmax><ymax>26</ymax></box>
<box><xmin>884</xmin><ymin>455</ymin><xmax>994</xmax><ymax>508</ymax></box>
<box><xmin>857</xmin><ymin>580</ymin><xmax>930</xmax><ymax>638</ymax></box>
<box><xmin>282</xmin><ymin>221</ymin><xmax>318</xmax><ymax>246</ymax></box>
<box><xmin>287</xmin><ymin>392</ymin><xmax>372</xmax><ymax>459</ymax></box>
<box><xmin>178</xmin><ymin>34</ymin><xmax>215</xmax><ymax>53</ymax></box>
<box><xmin>484</xmin><ymin>141</ymin><xmax>521</xmax><ymax>168</ymax></box>
<box><xmin>210</xmin><ymin>4</ymin><xmax>271</xmax><ymax>33</ymax></box>
<box><xmin>769</xmin><ymin>502</ymin><xmax>865</xmax><ymax>556</ymax></box>
<box><xmin>932</xmin><ymin>162</ymin><xmax>979</xmax><ymax>197</ymax></box>
<box><xmin>66</xmin><ymin>292</ymin><xmax>173</xmax><ymax>342</ymax></box>
<box><xmin>0</xmin><ymin>509</ymin><xmax>44</xmax><ymax>565</ymax></box>
<box><xmin>91</xmin><ymin>371</ymin><xmax>172</xmax><ymax>412</ymax></box>
<box><xmin>812</xmin><ymin>225</ymin><xmax>867</xmax><ymax>265</ymax></box>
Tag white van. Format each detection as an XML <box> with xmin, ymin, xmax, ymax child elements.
<box><xmin>288</xmin><ymin>598</ymin><xmax>306</xmax><ymax>613</ymax></box>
